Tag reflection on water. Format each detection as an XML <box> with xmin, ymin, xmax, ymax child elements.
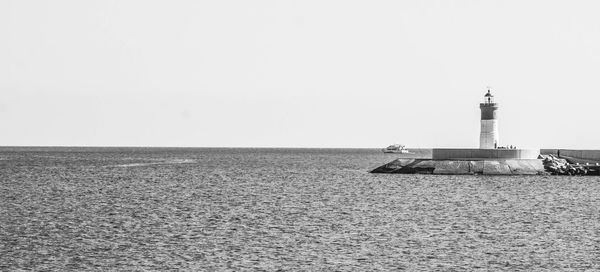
<box><xmin>1</xmin><ymin>147</ymin><xmax>599</xmax><ymax>270</ymax></box>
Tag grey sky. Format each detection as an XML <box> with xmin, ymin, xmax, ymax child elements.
<box><xmin>2</xmin><ymin>0</ymin><xmax>599</xmax><ymax>148</ymax></box>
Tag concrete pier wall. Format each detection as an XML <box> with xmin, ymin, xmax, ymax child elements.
<box><xmin>559</xmin><ymin>150</ymin><xmax>600</xmax><ymax>163</ymax></box>
<box><xmin>432</xmin><ymin>148</ymin><xmax>540</xmax><ymax>160</ymax></box>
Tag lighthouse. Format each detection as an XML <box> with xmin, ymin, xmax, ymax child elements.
<box><xmin>479</xmin><ymin>89</ymin><xmax>499</xmax><ymax>149</ymax></box>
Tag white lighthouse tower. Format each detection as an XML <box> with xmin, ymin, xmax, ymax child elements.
<box><xmin>479</xmin><ymin>89</ymin><xmax>499</xmax><ymax>149</ymax></box>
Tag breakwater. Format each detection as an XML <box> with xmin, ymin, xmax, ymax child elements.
<box><xmin>372</xmin><ymin>149</ymin><xmax>600</xmax><ymax>175</ymax></box>
<box><xmin>371</xmin><ymin>158</ymin><xmax>545</xmax><ymax>175</ymax></box>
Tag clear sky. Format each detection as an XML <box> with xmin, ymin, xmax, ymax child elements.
<box><xmin>2</xmin><ymin>0</ymin><xmax>599</xmax><ymax>148</ymax></box>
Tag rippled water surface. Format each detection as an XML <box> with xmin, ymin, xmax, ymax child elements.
<box><xmin>2</xmin><ymin>147</ymin><xmax>600</xmax><ymax>270</ymax></box>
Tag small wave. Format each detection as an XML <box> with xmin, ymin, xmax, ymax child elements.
<box><xmin>110</xmin><ymin>159</ymin><xmax>196</xmax><ymax>168</ymax></box>
<box><xmin>167</xmin><ymin>159</ymin><xmax>196</xmax><ymax>164</ymax></box>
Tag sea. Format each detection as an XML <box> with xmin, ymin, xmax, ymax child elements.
<box><xmin>1</xmin><ymin>147</ymin><xmax>600</xmax><ymax>271</ymax></box>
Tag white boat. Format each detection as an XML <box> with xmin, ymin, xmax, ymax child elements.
<box><xmin>382</xmin><ymin>144</ymin><xmax>409</xmax><ymax>153</ymax></box>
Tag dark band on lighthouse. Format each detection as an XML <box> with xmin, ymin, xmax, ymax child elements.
<box><xmin>480</xmin><ymin>104</ymin><xmax>498</xmax><ymax>120</ymax></box>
